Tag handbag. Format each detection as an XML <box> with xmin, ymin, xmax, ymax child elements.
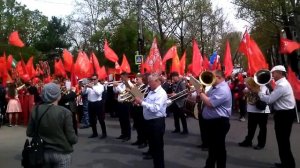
<box><xmin>255</xmin><ymin>99</ymin><xmax>267</xmax><ymax>110</ymax></box>
<box><xmin>22</xmin><ymin>105</ymin><xmax>52</xmax><ymax>168</ymax></box>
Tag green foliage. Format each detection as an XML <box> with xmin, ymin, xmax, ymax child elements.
<box><xmin>34</xmin><ymin>16</ymin><xmax>71</xmax><ymax>54</ymax></box>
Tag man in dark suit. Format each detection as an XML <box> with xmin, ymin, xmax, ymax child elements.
<box><xmin>169</xmin><ymin>72</ymin><xmax>188</xmax><ymax>134</ymax></box>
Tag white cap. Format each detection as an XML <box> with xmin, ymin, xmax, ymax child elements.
<box><xmin>270</xmin><ymin>65</ymin><xmax>286</xmax><ymax>73</ymax></box>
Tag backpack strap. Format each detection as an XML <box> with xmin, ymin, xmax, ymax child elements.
<box><xmin>34</xmin><ymin>105</ymin><xmax>53</xmax><ymax>136</ymax></box>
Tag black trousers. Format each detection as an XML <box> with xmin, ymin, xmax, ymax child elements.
<box><xmin>204</xmin><ymin>117</ymin><xmax>230</xmax><ymax>168</ymax></box>
<box><xmin>274</xmin><ymin>109</ymin><xmax>296</xmax><ymax>168</ymax></box>
<box><xmin>117</xmin><ymin>102</ymin><xmax>131</xmax><ymax>138</ymax></box>
<box><xmin>239</xmin><ymin>99</ymin><xmax>246</xmax><ymax>118</ymax></box>
<box><xmin>88</xmin><ymin>101</ymin><xmax>106</xmax><ymax>136</ymax></box>
<box><xmin>132</xmin><ymin>105</ymin><xmax>147</xmax><ymax>144</ymax></box>
<box><xmin>244</xmin><ymin>112</ymin><xmax>268</xmax><ymax>147</ymax></box>
<box><xmin>145</xmin><ymin>117</ymin><xmax>165</xmax><ymax>168</ymax></box>
<box><xmin>198</xmin><ymin>111</ymin><xmax>208</xmax><ymax>147</ymax></box>
<box><xmin>172</xmin><ymin>104</ymin><xmax>188</xmax><ymax>132</ymax></box>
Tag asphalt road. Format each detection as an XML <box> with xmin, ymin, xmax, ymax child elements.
<box><xmin>0</xmin><ymin>114</ymin><xmax>299</xmax><ymax>168</ymax></box>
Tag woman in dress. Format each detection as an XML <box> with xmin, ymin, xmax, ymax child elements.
<box><xmin>6</xmin><ymin>82</ymin><xmax>22</xmax><ymax>127</ymax></box>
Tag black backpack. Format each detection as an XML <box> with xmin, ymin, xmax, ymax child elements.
<box><xmin>22</xmin><ymin>105</ymin><xmax>52</xmax><ymax>168</ymax></box>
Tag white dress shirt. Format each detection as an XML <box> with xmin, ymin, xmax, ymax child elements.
<box><xmin>113</xmin><ymin>80</ymin><xmax>134</xmax><ymax>94</ymax></box>
<box><xmin>141</xmin><ymin>85</ymin><xmax>168</xmax><ymax>120</ymax></box>
<box><xmin>258</xmin><ymin>77</ymin><xmax>295</xmax><ymax>110</ymax></box>
<box><xmin>85</xmin><ymin>83</ymin><xmax>104</xmax><ymax>102</ymax></box>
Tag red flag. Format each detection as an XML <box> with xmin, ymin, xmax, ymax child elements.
<box><xmin>287</xmin><ymin>66</ymin><xmax>300</xmax><ymax>100</ymax></box>
<box><xmin>145</xmin><ymin>38</ymin><xmax>163</xmax><ymax>73</ymax></box>
<box><xmin>170</xmin><ymin>48</ymin><xmax>180</xmax><ymax>73</ymax></box>
<box><xmin>115</xmin><ymin>61</ymin><xmax>122</xmax><ymax>74</ymax></box>
<box><xmin>203</xmin><ymin>56</ymin><xmax>210</xmax><ymax>71</ymax></box>
<box><xmin>223</xmin><ymin>40</ymin><xmax>233</xmax><ymax>77</ymax></box>
<box><xmin>74</xmin><ymin>51</ymin><xmax>93</xmax><ymax>79</ymax></box>
<box><xmin>238</xmin><ymin>31</ymin><xmax>268</xmax><ymax>76</ymax></box>
<box><xmin>90</xmin><ymin>52</ymin><xmax>103</xmax><ymax>79</ymax></box>
<box><xmin>162</xmin><ymin>45</ymin><xmax>177</xmax><ymax>64</ymax></box>
<box><xmin>104</xmin><ymin>39</ymin><xmax>119</xmax><ymax>63</ymax></box>
<box><xmin>16</xmin><ymin>61</ymin><xmax>24</xmax><ymax>76</ymax></box>
<box><xmin>162</xmin><ymin>46</ymin><xmax>177</xmax><ymax>71</ymax></box>
<box><xmin>120</xmin><ymin>54</ymin><xmax>131</xmax><ymax>73</ymax></box>
<box><xmin>62</xmin><ymin>49</ymin><xmax>74</xmax><ymax>72</ymax></box>
<box><xmin>99</xmin><ymin>66</ymin><xmax>107</xmax><ymax>80</ymax></box>
<box><xmin>7</xmin><ymin>55</ymin><xmax>13</xmax><ymax>71</ymax></box>
<box><xmin>70</xmin><ymin>66</ymin><xmax>78</xmax><ymax>87</ymax></box>
<box><xmin>0</xmin><ymin>55</ymin><xmax>8</xmax><ymax>85</ymax></box>
<box><xmin>191</xmin><ymin>39</ymin><xmax>203</xmax><ymax>76</ymax></box>
<box><xmin>179</xmin><ymin>51</ymin><xmax>186</xmax><ymax>75</ymax></box>
<box><xmin>54</xmin><ymin>58</ymin><xmax>66</xmax><ymax>78</ymax></box>
<box><xmin>8</xmin><ymin>31</ymin><xmax>25</xmax><ymax>47</ymax></box>
<box><xmin>26</xmin><ymin>56</ymin><xmax>36</xmax><ymax>79</ymax></box>
<box><xmin>279</xmin><ymin>38</ymin><xmax>300</xmax><ymax>54</ymax></box>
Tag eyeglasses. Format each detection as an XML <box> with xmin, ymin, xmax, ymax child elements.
<box><xmin>91</xmin><ymin>78</ymin><xmax>97</xmax><ymax>80</ymax></box>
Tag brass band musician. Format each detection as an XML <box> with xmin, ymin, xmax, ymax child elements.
<box><xmin>113</xmin><ymin>72</ymin><xmax>134</xmax><ymax>141</ymax></box>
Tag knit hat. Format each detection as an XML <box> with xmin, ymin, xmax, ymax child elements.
<box><xmin>41</xmin><ymin>83</ymin><xmax>61</xmax><ymax>103</ymax></box>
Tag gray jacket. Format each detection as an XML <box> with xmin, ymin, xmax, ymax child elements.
<box><xmin>173</xmin><ymin>80</ymin><xmax>187</xmax><ymax>108</ymax></box>
<box><xmin>26</xmin><ymin>104</ymin><xmax>78</xmax><ymax>154</ymax></box>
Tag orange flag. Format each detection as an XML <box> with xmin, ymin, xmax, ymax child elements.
<box><xmin>192</xmin><ymin>39</ymin><xmax>203</xmax><ymax>76</ymax></box>
<box><xmin>120</xmin><ymin>54</ymin><xmax>131</xmax><ymax>73</ymax></box>
<box><xmin>179</xmin><ymin>51</ymin><xmax>186</xmax><ymax>75</ymax></box>
<box><xmin>62</xmin><ymin>49</ymin><xmax>74</xmax><ymax>72</ymax></box>
<box><xmin>8</xmin><ymin>31</ymin><xmax>25</xmax><ymax>47</ymax></box>
<box><xmin>280</xmin><ymin>38</ymin><xmax>300</xmax><ymax>54</ymax></box>
<box><xmin>145</xmin><ymin>38</ymin><xmax>163</xmax><ymax>73</ymax></box>
<box><xmin>104</xmin><ymin>39</ymin><xmax>119</xmax><ymax>63</ymax></box>
<box><xmin>54</xmin><ymin>58</ymin><xmax>66</xmax><ymax>78</ymax></box>
<box><xmin>26</xmin><ymin>56</ymin><xmax>36</xmax><ymax>79</ymax></box>
<box><xmin>170</xmin><ymin>48</ymin><xmax>180</xmax><ymax>73</ymax></box>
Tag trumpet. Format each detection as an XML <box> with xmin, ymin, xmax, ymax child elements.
<box><xmin>106</xmin><ymin>80</ymin><xmax>122</xmax><ymax>86</ymax></box>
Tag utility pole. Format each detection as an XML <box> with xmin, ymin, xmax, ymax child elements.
<box><xmin>137</xmin><ymin>0</ymin><xmax>144</xmax><ymax>56</ymax></box>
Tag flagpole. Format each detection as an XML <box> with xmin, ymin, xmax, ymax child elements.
<box><xmin>295</xmin><ymin>99</ymin><xmax>300</xmax><ymax>123</ymax></box>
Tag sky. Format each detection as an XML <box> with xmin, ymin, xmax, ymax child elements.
<box><xmin>17</xmin><ymin>0</ymin><xmax>249</xmax><ymax>32</ymax></box>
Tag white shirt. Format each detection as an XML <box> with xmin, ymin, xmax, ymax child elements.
<box><xmin>113</xmin><ymin>80</ymin><xmax>134</xmax><ymax>94</ymax></box>
<box><xmin>141</xmin><ymin>85</ymin><xmax>168</xmax><ymax>120</ymax></box>
<box><xmin>85</xmin><ymin>83</ymin><xmax>104</xmax><ymax>102</ymax></box>
<box><xmin>258</xmin><ymin>77</ymin><xmax>295</xmax><ymax>110</ymax></box>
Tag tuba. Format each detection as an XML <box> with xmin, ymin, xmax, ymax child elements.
<box><xmin>254</xmin><ymin>69</ymin><xmax>272</xmax><ymax>86</ymax></box>
<box><xmin>199</xmin><ymin>71</ymin><xmax>216</xmax><ymax>86</ymax></box>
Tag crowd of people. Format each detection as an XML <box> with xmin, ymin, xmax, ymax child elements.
<box><xmin>0</xmin><ymin>65</ymin><xmax>297</xmax><ymax>168</ymax></box>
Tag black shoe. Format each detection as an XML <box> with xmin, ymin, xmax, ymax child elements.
<box><xmin>122</xmin><ymin>137</ymin><xmax>130</xmax><ymax>142</ymax></box>
<box><xmin>143</xmin><ymin>155</ymin><xmax>153</xmax><ymax>160</ymax></box>
<box><xmin>253</xmin><ymin>145</ymin><xmax>264</xmax><ymax>150</ymax></box>
<box><xmin>116</xmin><ymin>135</ymin><xmax>125</xmax><ymax>139</ymax></box>
<box><xmin>181</xmin><ymin>131</ymin><xmax>188</xmax><ymax>135</ymax></box>
<box><xmin>131</xmin><ymin>141</ymin><xmax>140</xmax><ymax>146</ymax></box>
<box><xmin>88</xmin><ymin>134</ymin><xmax>98</xmax><ymax>138</ymax></box>
<box><xmin>172</xmin><ymin>130</ymin><xmax>180</xmax><ymax>133</ymax></box>
<box><xmin>138</xmin><ymin>143</ymin><xmax>147</xmax><ymax>149</ymax></box>
<box><xmin>270</xmin><ymin>163</ymin><xmax>283</xmax><ymax>168</ymax></box>
<box><xmin>142</xmin><ymin>151</ymin><xmax>150</xmax><ymax>155</ymax></box>
<box><xmin>79</xmin><ymin>125</ymin><xmax>89</xmax><ymax>129</ymax></box>
<box><xmin>238</xmin><ymin>141</ymin><xmax>252</xmax><ymax>147</ymax></box>
<box><xmin>100</xmin><ymin>134</ymin><xmax>107</xmax><ymax>139</ymax></box>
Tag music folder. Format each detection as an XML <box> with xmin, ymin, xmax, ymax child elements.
<box><xmin>129</xmin><ymin>86</ymin><xmax>144</xmax><ymax>99</ymax></box>
<box><xmin>189</xmin><ymin>76</ymin><xmax>202</xmax><ymax>90</ymax></box>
